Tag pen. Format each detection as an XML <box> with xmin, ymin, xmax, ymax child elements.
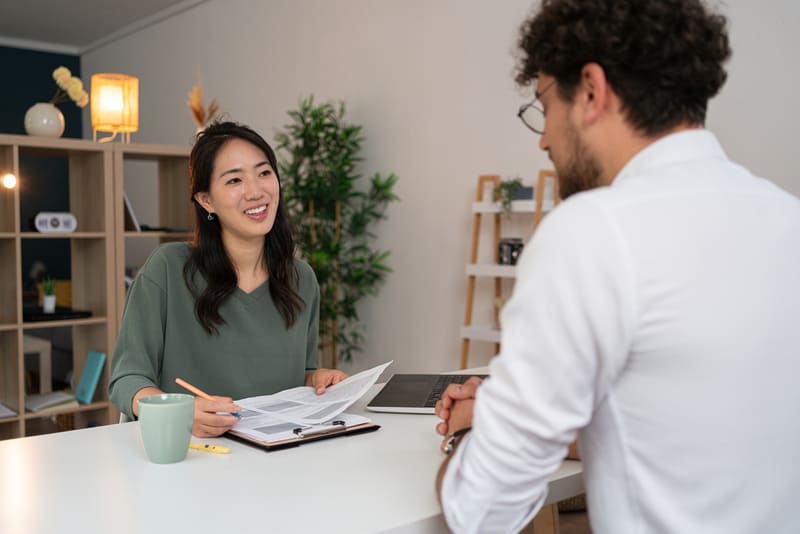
<box><xmin>175</xmin><ymin>377</ymin><xmax>241</xmax><ymax>418</ymax></box>
<box><xmin>189</xmin><ymin>442</ymin><xmax>230</xmax><ymax>454</ymax></box>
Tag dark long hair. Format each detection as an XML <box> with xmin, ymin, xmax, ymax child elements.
<box><xmin>184</xmin><ymin>121</ymin><xmax>303</xmax><ymax>334</ymax></box>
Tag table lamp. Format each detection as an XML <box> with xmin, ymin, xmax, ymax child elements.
<box><xmin>91</xmin><ymin>73</ymin><xmax>139</xmax><ymax>143</ymax></box>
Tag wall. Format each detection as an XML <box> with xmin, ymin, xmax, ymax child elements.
<box><xmin>81</xmin><ymin>0</ymin><xmax>800</xmax><ymax>376</ymax></box>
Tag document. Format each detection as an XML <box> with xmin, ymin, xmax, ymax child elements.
<box><xmin>228</xmin><ymin>361</ymin><xmax>391</xmax><ymax>450</ymax></box>
<box><xmin>233</xmin><ymin>360</ymin><xmax>391</xmax><ymax>425</ymax></box>
<box><xmin>229</xmin><ymin>412</ymin><xmax>377</xmax><ymax>449</ymax></box>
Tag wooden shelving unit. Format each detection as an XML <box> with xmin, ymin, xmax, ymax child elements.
<box><xmin>0</xmin><ymin>135</ymin><xmax>191</xmax><ymax>441</ymax></box>
<box><xmin>0</xmin><ymin>134</ymin><xmax>115</xmax><ymax>439</ymax></box>
<box><xmin>460</xmin><ymin>171</ymin><xmax>560</xmax><ymax>369</ymax></box>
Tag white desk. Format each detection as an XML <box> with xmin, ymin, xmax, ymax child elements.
<box><xmin>0</xmin><ymin>388</ymin><xmax>583</xmax><ymax>534</ymax></box>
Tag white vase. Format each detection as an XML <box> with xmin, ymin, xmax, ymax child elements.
<box><xmin>43</xmin><ymin>294</ymin><xmax>57</xmax><ymax>314</ymax></box>
<box><xmin>24</xmin><ymin>103</ymin><xmax>65</xmax><ymax>138</ymax></box>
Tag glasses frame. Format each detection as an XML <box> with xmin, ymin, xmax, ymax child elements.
<box><xmin>517</xmin><ymin>79</ymin><xmax>556</xmax><ymax>135</ymax></box>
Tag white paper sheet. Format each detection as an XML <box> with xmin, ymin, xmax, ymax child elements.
<box><xmin>233</xmin><ymin>361</ymin><xmax>392</xmax><ymax>426</ymax></box>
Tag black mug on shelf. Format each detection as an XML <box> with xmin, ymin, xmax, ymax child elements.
<box><xmin>498</xmin><ymin>238</ymin><xmax>524</xmax><ymax>265</ymax></box>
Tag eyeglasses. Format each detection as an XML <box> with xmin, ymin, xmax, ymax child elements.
<box><xmin>517</xmin><ymin>80</ymin><xmax>555</xmax><ymax>135</ymax></box>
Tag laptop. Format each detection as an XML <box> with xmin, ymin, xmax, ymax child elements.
<box><xmin>367</xmin><ymin>373</ymin><xmax>487</xmax><ymax>414</ymax></box>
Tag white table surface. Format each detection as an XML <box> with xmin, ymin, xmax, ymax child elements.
<box><xmin>0</xmin><ymin>386</ymin><xmax>583</xmax><ymax>534</ymax></box>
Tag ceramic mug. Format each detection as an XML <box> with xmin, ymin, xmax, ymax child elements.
<box><xmin>138</xmin><ymin>393</ymin><xmax>194</xmax><ymax>464</ymax></box>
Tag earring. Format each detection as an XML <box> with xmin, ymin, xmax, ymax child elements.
<box><xmin>207</xmin><ymin>213</ymin><xmax>215</xmax><ymax>221</ymax></box>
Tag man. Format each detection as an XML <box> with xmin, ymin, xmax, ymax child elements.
<box><xmin>435</xmin><ymin>1</ymin><xmax>800</xmax><ymax>532</ymax></box>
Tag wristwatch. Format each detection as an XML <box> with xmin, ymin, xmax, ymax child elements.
<box><xmin>443</xmin><ymin>427</ymin><xmax>472</xmax><ymax>456</ymax></box>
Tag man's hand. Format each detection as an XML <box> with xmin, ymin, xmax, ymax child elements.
<box><xmin>435</xmin><ymin>376</ymin><xmax>483</xmax><ymax>437</ymax></box>
<box><xmin>305</xmin><ymin>368</ymin><xmax>349</xmax><ymax>394</ymax></box>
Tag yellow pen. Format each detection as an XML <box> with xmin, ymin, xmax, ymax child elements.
<box><xmin>189</xmin><ymin>442</ymin><xmax>230</xmax><ymax>454</ymax></box>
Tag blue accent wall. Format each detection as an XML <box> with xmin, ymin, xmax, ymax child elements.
<box><xmin>0</xmin><ymin>46</ymin><xmax>82</xmax><ymax>291</ymax></box>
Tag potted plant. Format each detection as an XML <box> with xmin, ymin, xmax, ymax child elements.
<box><xmin>493</xmin><ymin>177</ymin><xmax>525</xmax><ymax>216</ymax></box>
<box><xmin>275</xmin><ymin>96</ymin><xmax>399</xmax><ymax>368</ymax></box>
<box><xmin>42</xmin><ymin>277</ymin><xmax>56</xmax><ymax>313</ymax></box>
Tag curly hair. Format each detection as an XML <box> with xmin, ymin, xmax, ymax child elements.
<box><xmin>516</xmin><ymin>0</ymin><xmax>731</xmax><ymax>136</ymax></box>
<box><xmin>184</xmin><ymin>121</ymin><xmax>303</xmax><ymax>334</ymax></box>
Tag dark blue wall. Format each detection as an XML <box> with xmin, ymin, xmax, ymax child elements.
<box><xmin>0</xmin><ymin>46</ymin><xmax>82</xmax><ymax>291</ymax></box>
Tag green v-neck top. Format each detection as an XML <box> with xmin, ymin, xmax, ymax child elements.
<box><xmin>109</xmin><ymin>242</ymin><xmax>319</xmax><ymax>419</ymax></box>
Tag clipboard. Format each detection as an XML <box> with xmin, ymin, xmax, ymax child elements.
<box><xmin>226</xmin><ymin>415</ymin><xmax>380</xmax><ymax>452</ymax></box>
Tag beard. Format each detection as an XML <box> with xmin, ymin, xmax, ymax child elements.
<box><xmin>553</xmin><ymin>120</ymin><xmax>604</xmax><ymax>200</ymax></box>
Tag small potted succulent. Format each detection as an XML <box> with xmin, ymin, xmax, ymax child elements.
<box><xmin>42</xmin><ymin>277</ymin><xmax>56</xmax><ymax>313</ymax></box>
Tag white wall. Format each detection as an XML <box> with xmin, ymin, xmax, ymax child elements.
<box><xmin>82</xmin><ymin>0</ymin><xmax>800</xmax><ymax>376</ymax></box>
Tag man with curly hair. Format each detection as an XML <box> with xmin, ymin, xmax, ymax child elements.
<box><xmin>434</xmin><ymin>1</ymin><xmax>800</xmax><ymax>532</ymax></box>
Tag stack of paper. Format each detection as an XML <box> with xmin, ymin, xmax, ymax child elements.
<box><xmin>26</xmin><ymin>391</ymin><xmax>78</xmax><ymax>414</ymax></box>
<box><xmin>229</xmin><ymin>361</ymin><xmax>391</xmax><ymax>449</ymax></box>
<box><xmin>0</xmin><ymin>402</ymin><xmax>17</xmax><ymax>419</ymax></box>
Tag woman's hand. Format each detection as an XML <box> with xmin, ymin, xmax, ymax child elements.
<box><xmin>192</xmin><ymin>395</ymin><xmax>242</xmax><ymax>437</ymax></box>
<box><xmin>305</xmin><ymin>368</ymin><xmax>349</xmax><ymax>394</ymax></box>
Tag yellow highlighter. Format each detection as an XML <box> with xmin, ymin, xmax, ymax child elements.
<box><xmin>189</xmin><ymin>442</ymin><xmax>230</xmax><ymax>454</ymax></box>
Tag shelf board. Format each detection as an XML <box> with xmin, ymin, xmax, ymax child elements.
<box><xmin>0</xmin><ymin>233</ymin><xmax>14</xmax><ymax>239</ymax></box>
<box><xmin>0</xmin><ymin>133</ymin><xmax>106</xmax><ymax>153</ymax></box>
<box><xmin>116</xmin><ymin>142</ymin><xmax>191</xmax><ymax>158</ymax></box>
<box><xmin>22</xmin><ymin>316</ymin><xmax>107</xmax><ymax>329</ymax></box>
<box><xmin>466</xmin><ymin>263</ymin><xmax>517</xmax><ymax>278</ymax></box>
<box><xmin>472</xmin><ymin>199</ymin><xmax>555</xmax><ymax>214</ymax></box>
<box><xmin>124</xmin><ymin>231</ymin><xmax>192</xmax><ymax>239</ymax></box>
<box><xmin>0</xmin><ymin>323</ymin><xmax>19</xmax><ymax>332</ymax></box>
<box><xmin>23</xmin><ymin>400</ymin><xmax>111</xmax><ymax>420</ymax></box>
<box><xmin>461</xmin><ymin>324</ymin><xmax>502</xmax><ymax>343</ymax></box>
<box><xmin>20</xmin><ymin>232</ymin><xmax>106</xmax><ymax>239</ymax></box>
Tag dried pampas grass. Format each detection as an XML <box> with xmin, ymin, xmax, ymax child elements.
<box><xmin>187</xmin><ymin>82</ymin><xmax>220</xmax><ymax>128</ymax></box>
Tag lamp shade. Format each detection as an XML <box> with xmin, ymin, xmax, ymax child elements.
<box><xmin>91</xmin><ymin>73</ymin><xmax>139</xmax><ymax>133</ymax></box>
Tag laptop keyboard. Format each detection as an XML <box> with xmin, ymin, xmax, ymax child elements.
<box><xmin>424</xmin><ymin>375</ymin><xmax>476</xmax><ymax>408</ymax></box>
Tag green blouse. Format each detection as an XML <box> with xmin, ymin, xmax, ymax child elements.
<box><xmin>109</xmin><ymin>242</ymin><xmax>319</xmax><ymax>419</ymax></box>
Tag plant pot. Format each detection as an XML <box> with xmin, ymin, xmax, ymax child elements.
<box><xmin>43</xmin><ymin>294</ymin><xmax>57</xmax><ymax>314</ymax></box>
<box><xmin>24</xmin><ymin>103</ymin><xmax>65</xmax><ymax>138</ymax></box>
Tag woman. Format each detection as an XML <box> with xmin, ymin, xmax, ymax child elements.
<box><xmin>110</xmin><ymin>121</ymin><xmax>346</xmax><ymax>437</ymax></box>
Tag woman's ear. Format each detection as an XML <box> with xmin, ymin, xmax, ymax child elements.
<box><xmin>194</xmin><ymin>192</ymin><xmax>212</xmax><ymax>213</ymax></box>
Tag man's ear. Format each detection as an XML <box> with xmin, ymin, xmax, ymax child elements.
<box><xmin>577</xmin><ymin>62</ymin><xmax>611</xmax><ymax>125</ymax></box>
<box><xmin>194</xmin><ymin>192</ymin><xmax>212</xmax><ymax>213</ymax></box>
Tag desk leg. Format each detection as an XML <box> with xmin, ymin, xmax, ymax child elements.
<box><xmin>520</xmin><ymin>504</ymin><xmax>559</xmax><ymax>534</ymax></box>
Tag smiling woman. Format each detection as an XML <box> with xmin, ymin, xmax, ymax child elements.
<box><xmin>109</xmin><ymin>121</ymin><xmax>348</xmax><ymax>438</ymax></box>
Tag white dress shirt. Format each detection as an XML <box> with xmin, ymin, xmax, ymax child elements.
<box><xmin>441</xmin><ymin>130</ymin><xmax>800</xmax><ymax>533</ymax></box>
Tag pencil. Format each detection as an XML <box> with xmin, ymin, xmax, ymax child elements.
<box><xmin>175</xmin><ymin>377</ymin><xmax>213</xmax><ymax>400</ymax></box>
<box><xmin>175</xmin><ymin>377</ymin><xmax>241</xmax><ymax>418</ymax></box>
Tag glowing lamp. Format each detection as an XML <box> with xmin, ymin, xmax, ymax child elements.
<box><xmin>91</xmin><ymin>73</ymin><xmax>139</xmax><ymax>143</ymax></box>
<box><xmin>2</xmin><ymin>173</ymin><xmax>16</xmax><ymax>189</ymax></box>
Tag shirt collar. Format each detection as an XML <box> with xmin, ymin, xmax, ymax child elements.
<box><xmin>613</xmin><ymin>129</ymin><xmax>728</xmax><ymax>185</ymax></box>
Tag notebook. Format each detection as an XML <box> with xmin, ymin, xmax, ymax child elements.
<box><xmin>74</xmin><ymin>351</ymin><xmax>106</xmax><ymax>404</ymax></box>
<box><xmin>367</xmin><ymin>373</ymin><xmax>488</xmax><ymax>414</ymax></box>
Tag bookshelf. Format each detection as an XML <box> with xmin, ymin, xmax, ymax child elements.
<box><xmin>0</xmin><ymin>134</ymin><xmax>115</xmax><ymax>439</ymax></box>
<box><xmin>0</xmin><ymin>135</ymin><xmax>191</xmax><ymax>440</ymax></box>
<box><xmin>112</xmin><ymin>143</ymin><xmax>192</xmax><ymax>326</ymax></box>
<box><xmin>460</xmin><ymin>171</ymin><xmax>560</xmax><ymax>368</ymax></box>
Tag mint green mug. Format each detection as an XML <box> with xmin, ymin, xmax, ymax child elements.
<box><xmin>138</xmin><ymin>393</ymin><xmax>194</xmax><ymax>464</ymax></box>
